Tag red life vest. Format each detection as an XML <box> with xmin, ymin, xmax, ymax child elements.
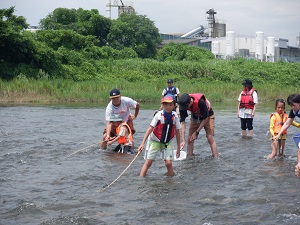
<box><xmin>239</xmin><ymin>88</ymin><xmax>256</xmax><ymax>109</ymax></box>
<box><xmin>270</xmin><ymin>112</ymin><xmax>288</xmax><ymax>134</ymax></box>
<box><xmin>152</xmin><ymin>112</ymin><xmax>176</xmax><ymax>144</ymax></box>
<box><xmin>116</xmin><ymin>123</ymin><xmax>133</xmax><ymax>145</ymax></box>
<box><xmin>188</xmin><ymin>93</ymin><xmax>211</xmax><ymax>118</ymax></box>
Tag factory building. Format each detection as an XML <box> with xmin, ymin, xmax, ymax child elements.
<box><xmin>160</xmin><ymin>8</ymin><xmax>300</xmax><ymax>62</ymax></box>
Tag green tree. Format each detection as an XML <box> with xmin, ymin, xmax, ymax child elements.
<box><xmin>35</xmin><ymin>29</ymin><xmax>97</xmax><ymax>51</ymax></box>
<box><xmin>39</xmin><ymin>8</ymin><xmax>111</xmax><ymax>46</ymax></box>
<box><xmin>157</xmin><ymin>43</ymin><xmax>215</xmax><ymax>61</ymax></box>
<box><xmin>0</xmin><ymin>6</ymin><xmax>29</xmax><ymax>64</ymax></box>
<box><xmin>108</xmin><ymin>13</ymin><xmax>161</xmax><ymax>58</ymax></box>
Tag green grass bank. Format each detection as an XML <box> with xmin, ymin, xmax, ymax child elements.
<box><xmin>0</xmin><ymin>77</ymin><xmax>298</xmax><ymax>105</ymax></box>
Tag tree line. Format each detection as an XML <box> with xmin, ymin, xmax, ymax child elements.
<box><xmin>0</xmin><ymin>6</ymin><xmax>299</xmax><ymax>87</ymax></box>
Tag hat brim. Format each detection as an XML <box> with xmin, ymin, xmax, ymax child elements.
<box><xmin>109</xmin><ymin>94</ymin><xmax>121</xmax><ymax>99</ymax></box>
<box><xmin>162</xmin><ymin>100</ymin><xmax>174</xmax><ymax>103</ymax></box>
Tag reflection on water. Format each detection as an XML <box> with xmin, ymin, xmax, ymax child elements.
<box><xmin>1</xmin><ymin>105</ymin><xmax>300</xmax><ymax>225</ymax></box>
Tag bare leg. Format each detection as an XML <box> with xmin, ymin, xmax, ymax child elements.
<box><xmin>279</xmin><ymin>140</ymin><xmax>285</xmax><ymax>156</ymax></box>
<box><xmin>187</xmin><ymin>137</ymin><xmax>194</xmax><ymax>157</ymax></box>
<box><xmin>165</xmin><ymin>160</ymin><xmax>175</xmax><ymax>176</ymax></box>
<box><xmin>248</xmin><ymin>129</ymin><xmax>254</xmax><ymax>137</ymax></box>
<box><xmin>241</xmin><ymin>130</ymin><xmax>247</xmax><ymax>136</ymax></box>
<box><xmin>268</xmin><ymin>140</ymin><xmax>278</xmax><ymax>158</ymax></box>
<box><xmin>207</xmin><ymin>134</ymin><xmax>219</xmax><ymax>158</ymax></box>
<box><xmin>140</xmin><ymin>159</ymin><xmax>153</xmax><ymax>177</ymax></box>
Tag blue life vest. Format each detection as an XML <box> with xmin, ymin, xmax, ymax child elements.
<box><xmin>164</xmin><ymin>86</ymin><xmax>178</xmax><ymax>102</ymax></box>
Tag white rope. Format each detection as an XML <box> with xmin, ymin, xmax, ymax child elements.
<box><xmin>97</xmin><ymin>151</ymin><xmax>141</xmax><ymax>192</ymax></box>
<box><xmin>64</xmin><ymin>142</ymin><xmax>99</xmax><ymax>159</ymax></box>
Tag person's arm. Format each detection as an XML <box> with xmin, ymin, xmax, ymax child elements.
<box><xmin>179</xmin><ymin>110</ymin><xmax>188</xmax><ymax>149</ymax></box>
<box><xmin>237</xmin><ymin>92</ymin><xmax>242</xmax><ymax>117</ymax></box>
<box><xmin>131</xmin><ymin>102</ymin><xmax>140</xmax><ymax>120</ymax></box>
<box><xmin>107</xmin><ymin>135</ymin><xmax>121</xmax><ymax>146</ymax></box>
<box><xmin>190</xmin><ymin>99</ymin><xmax>209</xmax><ymax>141</ymax></box>
<box><xmin>180</xmin><ymin>121</ymin><xmax>186</xmax><ymax>149</ymax></box>
<box><xmin>105</xmin><ymin>121</ymin><xmax>113</xmax><ymax>141</ymax></box>
<box><xmin>274</xmin><ymin>118</ymin><xmax>294</xmax><ymax>140</ymax></box>
<box><xmin>176</xmin><ymin>88</ymin><xmax>180</xmax><ymax>99</ymax></box>
<box><xmin>251</xmin><ymin>91</ymin><xmax>258</xmax><ymax>118</ymax></box>
<box><xmin>252</xmin><ymin>103</ymin><xmax>257</xmax><ymax>118</ymax></box>
<box><xmin>175</xmin><ymin>129</ymin><xmax>181</xmax><ymax>158</ymax></box>
<box><xmin>138</xmin><ymin>126</ymin><xmax>153</xmax><ymax>152</ymax></box>
<box><xmin>269</xmin><ymin>115</ymin><xmax>275</xmax><ymax>137</ymax></box>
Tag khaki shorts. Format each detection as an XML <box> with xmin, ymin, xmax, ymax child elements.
<box><xmin>189</xmin><ymin>115</ymin><xmax>215</xmax><ymax>137</ymax></box>
<box><xmin>144</xmin><ymin>140</ymin><xmax>173</xmax><ymax>161</ymax></box>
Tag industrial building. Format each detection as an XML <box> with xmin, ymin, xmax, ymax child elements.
<box><xmin>160</xmin><ymin>8</ymin><xmax>300</xmax><ymax>62</ymax></box>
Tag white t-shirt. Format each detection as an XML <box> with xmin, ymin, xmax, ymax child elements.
<box><xmin>149</xmin><ymin>110</ymin><xmax>181</xmax><ymax>141</ymax></box>
<box><xmin>105</xmin><ymin>96</ymin><xmax>137</xmax><ymax>122</ymax></box>
<box><xmin>238</xmin><ymin>90</ymin><xmax>258</xmax><ymax>118</ymax></box>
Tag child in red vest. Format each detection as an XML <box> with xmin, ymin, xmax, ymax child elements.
<box><xmin>138</xmin><ymin>96</ymin><xmax>181</xmax><ymax>176</ymax></box>
<box><xmin>237</xmin><ymin>79</ymin><xmax>258</xmax><ymax>137</ymax></box>
<box><xmin>268</xmin><ymin>98</ymin><xmax>300</xmax><ymax>158</ymax></box>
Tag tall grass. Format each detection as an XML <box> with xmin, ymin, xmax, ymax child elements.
<box><xmin>0</xmin><ymin>77</ymin><xmax>298</xmax><ymax>104</ymax></box>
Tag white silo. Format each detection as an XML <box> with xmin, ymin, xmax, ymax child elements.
<box><xmin>226</xmin><ymin>31</ymin><xmax>235</xmax><ymax>57</ymax></box>
<box><xmin>266</xmin><ymin>36</ymin><xmax>275</xmax><ymax>62</ymax></box>
<box><xmin>255</xmin><ymin>31</ymin><xmax>264</xmax><ymax>61</ymax></box>
<box><xmin>212</xmin><ymin>41</ymin><xmax>220</xmax><ymax>56</ymax></box>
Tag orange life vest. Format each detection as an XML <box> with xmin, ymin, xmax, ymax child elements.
<box><xmin>188</xmin><ymin>93</ymin><xmax>211</xmax><ymax>118</ymax></box>
<box><xmin>270</xmin><ymin>112</ymin><xmax>288</xmax><ymax>134</ymax></box>
<box><xmin>116</xmin><ymin>123</ymin><xmax>133</xmax><ymax>145</ymax></box>
<box><xmin>239</xmin><ymin>88</ymin><xmax>256</xmax><ymax>109</ymax></box>
<box><xmin>152</xmin><ymin>112</ymin><xmax>176</xmax><ymax>144</ymax></box>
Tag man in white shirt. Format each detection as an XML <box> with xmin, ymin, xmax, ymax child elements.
<box><xmin>100</xmin><ymin>88</ymin><xmax>140</xmax><ymax>149</ymax></box>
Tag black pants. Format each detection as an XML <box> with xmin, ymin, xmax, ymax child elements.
<box><xmin>240</xmin><ymin>118</ymin><xmax>253</xmax><ymax>130</ymax></box>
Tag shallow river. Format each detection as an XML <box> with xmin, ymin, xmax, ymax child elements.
<box><xmin>1</xmin><ymin>104</ymin><xmax>300</xmax><ymax>225</ymax></box>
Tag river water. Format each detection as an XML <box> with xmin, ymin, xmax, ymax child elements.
<box><xmin>1</xmin><ymin>104</ymin><xmax>300</xmax><ymax>225</ymax></box>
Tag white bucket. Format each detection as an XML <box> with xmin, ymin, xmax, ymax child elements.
<box><xmin>173</xmin><ymin>150</ymin><xmax>187</xmax><ymax>161</ymax></box>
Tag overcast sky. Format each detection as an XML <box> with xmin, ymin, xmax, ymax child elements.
<box><xmin>1</xmin><ymin>0</ymin><xmax>299</xmax><ymax>46</ymax></box>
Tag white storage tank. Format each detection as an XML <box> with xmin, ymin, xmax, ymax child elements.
<box><xmin>267</xmin><ymin>37</ymin><xmax>275</xmax><ymax>55</ymax></box>
<box><xmin>212</xmin><ymin>41</ymin><xmax>220</xmax><ymax>55</ymax></box>
<box><xmin>226</xmin><ymin>31</ymin><xmax>235</xmax><ymax>57</ymax></box>
<box><xmin>266</xmin><ymin>36</ymin><xmax>275</xmax><ymax>62</ymax></box>
<box><xmin>255</xmin><ymin>31</ymin><xmax>264</xmax><ymax>60</ymax></box>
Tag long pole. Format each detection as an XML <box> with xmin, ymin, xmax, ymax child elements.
<box><xmin>97</xmin><ymin>151</ymin><xmax>141</xmax><ymax>192</ymax></box>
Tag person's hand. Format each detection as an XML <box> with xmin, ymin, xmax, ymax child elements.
<box><xmin>129</xmin><ymin>114</ymin><xmax>136</xmax><ymax>120</ymax></box>
<box><xmin>138</xmin><ymin>144</ymin><xmax>144</xmax><ymax>153</ymax></box>
<box><xmin>105</xmin><ymin>136</ymin><xmax>111</xmax><ymax>142</ymax></box>
<box><xmin>251</xmin><ymin>112</ymin><xmax>255</xmax><ymax>118</ymax></box>
<box><xmin>180</xmin><ymin>141</ymin><xmax>185</xmax><ymax>150</ymax></box>
<box><xmin>237</xmin><ymin>112</ymin><xmax>240</xmax><ymax>118</ymax></box>
<box><xmin>295</xmin><ymin>163</ymin><xmax>300</xmax><ymax>178</ymax></box>
<box><xmin>189</xmin><ymin>132</ymin><xmax>198</xmax><ymax>141</ymax></box>
<box><xmin>176</xmin><ymin>149</ymin><xmax>180</xmax><ymax>158</ymax></box>
<box><xmin>273</xmin><ymin>134</ymin><xmax>279</xmax><ymax>141</ymax></box>
<box><xmin>107</xmin><ymin>141</ymin><xmax>113</xmax><ymax>146</ymax></box>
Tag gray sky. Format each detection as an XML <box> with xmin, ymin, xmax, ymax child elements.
<box><xmin>1</xmin><ymin>0</ymin><xmax>299</xmax><ymax>46</ymax></box>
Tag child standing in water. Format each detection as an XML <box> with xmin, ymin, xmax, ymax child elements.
<box><xmin>268</xmin><ymin>98</ymin><xmax>300</xmax><ymax>159</ymax></box>
<box><xmin>138</xmin><ymin>95</ymin><xmax>181</xmax><ymax>177</ymax></box>
<box><xmin>237</xmin><ymin>79</ymin><xmax>258</xmax><ymax>137</ymax></box>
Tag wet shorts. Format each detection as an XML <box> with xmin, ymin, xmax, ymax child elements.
<box><xmin>144</xmin><ymin>140</ymin><xmax>173</xmax><ymax>161</ymax></box>
<box><xmin>270</xmin><ymin>133</ymin><xmax>287</xmax><ymax>140</ymax></box>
